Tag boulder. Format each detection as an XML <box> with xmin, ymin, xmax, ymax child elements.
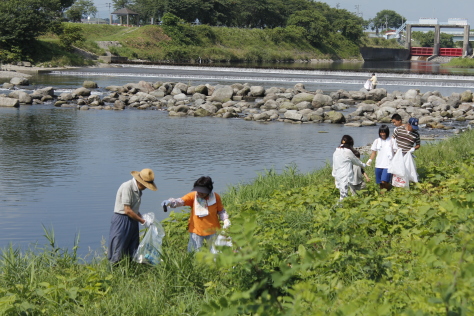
<box><xmin>249</xmin><ymin>86</ymin><xmax>265</xmax><ymax>97</ymax></box>
<box><xmin>194</xmin><ymin>108</ymin><xmax>212</xmax><ymax>117</ymax></box>
<box><xmin>460</xmin><ymin>90</ymin><xmax>473</xmax><ymax>102</ymax></box>
<box><xmin>404</xmin><ymin>89</ymin><xmax>419</xmax><ymax>101</ymax></box>
<box><xmin>349</xmin><ymin>91</ymin><xmax>367</xmax><ymax>100</ymax></box>
<box><xmin>194</xmin><ymin>84</ymin><xmax>208</xmax><ymax>95</ymax></box>
<box><xmin>8</xmin><ymin>91</ymin><xmax>32</xmax><ymax>104</ymax></box>
<box><xmin>114</xmin><ymin>100</ymin><xmax>126</xmax><ymax>109</ymax></box>
<box><xmin>284</xmin><ymin>110</ymin><xmax>303</xmax><ymax>121</ymax></box>
<box><xmin>10</xmin><ymin>77</ymin><xmax>29</xmax><ymax>86</ymax></box>
<box><xmin>0</xmin><ymin>97</ymin><xmax>19</xmax><ymax>107</ymax></box>
<box><xmin>34</xmin><ymin>87</ymin><xmax>55</xmax><ymax>97</ymax></box>
<box><xmin>312</xmin><ymin>93</ymin><xmax>333</xmax><ymax>108</ymax></box>
<box><xmin>200</xmin><ymin>103</ymin><xmax>218</xmax><ymax>114</ymax></box>
<box><xmin>137</xmin><ymin>81</ymin><xmax>155</xmax><ymax>93</ymax></box>
<box><xmin>294</xmin><ymin>83</ymin><xmax>306</xmax><ymax>92</ymax></box>
<box><xmin>173</xmin><ymin>93</ymin><xmax>187</xmax><ymax>101</ymax></box>
<box><xmin>295</xmin><ymin>101</ymin><xmax>313</xmax><ymax>110</ymax></box>
<box><xmin>59</xmin><ymin>93</ymin><xmax>74</xmax><ymax>101</ymax></box>
<box><xmin>367</xmin><ymin>88</ymin><xmax>387</xmax><ymax>101</ymax></box>
<box><xmin>73</xmin><ymin>87</ymin><xmax>91</xmax><ymax>97</ymax></box>
<box><xmin>291</xmin><ymin>92</ymin><xmax>314</xmax><ymax>104</ymax></box>
<box><xmin>210</xmin><ymin>86</ymin><xmax>233</xmax><ymax>102</ymax></box>
<box><xmin>83</xmin><ymin>81</ymin><xmax>98</xmax><ymax>89</ymax></box>
<box><xmin>326</xmin><ymin>111</ymin><xmax>346</xmax><ymax>123</ymax></box>
<box><xmin>174</xmin><ymin>82</ymin><xmax>188</xmax><ymax>94</ymax></box>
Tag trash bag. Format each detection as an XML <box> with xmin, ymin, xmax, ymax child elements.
<box><xmin>388</xmin><ymin>149</ymin><xmax>406</xmax><ymax>176</ymax></box>
<box><xmin>364</xmin><ymin>79</ymin><xmax>372</xmax><ymax>90</ymax></box>
<box><xmin>133</xmin><ymin>212</ymin><xmax>165</xmax><ymax>265</ymax></box>
<box><xmin>211</xmin><ymin>234</ymin><xmax>233</xmax><ymax>254</ymax></box>
<box><xmin>404</xmin><ymin>153</ymin><xmax>418</xmax><ymax>183</ymax></box>
<box><xmin>389</xmin><ymin>149</ymin><xmax>409</xmax><ymax>188</ymax></box>
<box><xmin>392</xmin><ymin>174</ymin><xmax>409</xmax><ymax>188</ymax></box>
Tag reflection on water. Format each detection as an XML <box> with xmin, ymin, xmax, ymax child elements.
<box><xmin>0</xmin><ymin>106</ymin><xmax>381</xmax><ymax>255</ymax></box>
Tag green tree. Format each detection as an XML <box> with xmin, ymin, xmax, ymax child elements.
<box><xmin>287</xmin><ymin>10</ymin><xmax>329</xmax><ymax>46</ymax></box>
<box><xmin>371</xmin><ymin>9</ymin><xmax>405</xmax><ymax>32</ymax></box>
<box><xmin>412</xmin><ymin>31</ymin><xmax>455</xmax><ymax>48</ymax></box>
<box><xmin>59</xmin><ymin>24</ymin><xmax>85</xmax><ymax>50</ymax></box>
<box><xmin>66</xmin><ymin>0</ymin><xmax>97</xmax><ymax>21</ymax></box>
<box><xmin>112</xmin><ymin>0</ymin><xmax>133</xmax><ymax>11</ymax></box>
<box><xmin>0</xmin><ymin>0</ymin><xmax>63</xmax><ymax>60</ymax></box>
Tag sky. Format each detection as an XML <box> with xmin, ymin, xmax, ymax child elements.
<box><xmin>92</xmin><ymin>0</ymin><xmax>474</xmax><ymax>25</ymax></box>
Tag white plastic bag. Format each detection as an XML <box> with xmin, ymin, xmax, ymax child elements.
<box><xmin>211</xmin><ymin>234</ymin><xmax>233</xmax><ymax>254</ymax></box>
<box><xmin>388</xmin><ymin>149</ymin><xmax>406</xmax><ymax>176</ymax></box>
<box><xmin>392</xmin><ymin>174</ymin><xmax>409</xmax><ymax>188</ymax></box>
<box><xmin>134</xmin><ymin>213</ymin><xmax>165</xmax><ymax>265</ymax></box>
<box><xmin>364</xmin><ymin>79</ymin><xmax>372</xmax><ymax>90</ymax></box>
<box><xmin>404</xmin><ymin>153</ymin><xmax>418</xmax><ymax>183</ymax></box>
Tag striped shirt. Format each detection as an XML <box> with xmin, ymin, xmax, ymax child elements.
<box><xmin>393</xmin><ymin>126</ymin><xmax>420</xmax><ymax>153</ymax></box>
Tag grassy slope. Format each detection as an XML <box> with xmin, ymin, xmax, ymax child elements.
<box><xmin>38</xmin><ymin>23</ymin><xmax>365</xmax><ymax>63</ymax></box>
<box><xmin>1</xmin><ymin>130</ymin><xmax>473</xmax><ymax>315</ymax></box>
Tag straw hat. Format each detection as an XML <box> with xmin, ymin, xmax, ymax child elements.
<box><xmin>131</xmin><ymin>168</ymin><xmax>157</xmax><ymax>191</ymax></box>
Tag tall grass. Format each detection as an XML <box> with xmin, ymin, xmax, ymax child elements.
<box><xmin>2</xmin><ymin>130</ymin><xmax>473</xmax><ymax>315</ymax></box>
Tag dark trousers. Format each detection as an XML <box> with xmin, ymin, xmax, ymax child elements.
<box><xmin>108</xmin><ymin>213</ymin><xmax>139</xmax><ymax>263</ymax></box>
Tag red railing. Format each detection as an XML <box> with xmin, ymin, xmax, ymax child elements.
<box><xmin>410</xmin><ymin>47</ymin><xmax>463</xmax><ymax>57</ymax></box>
<box><xmin>410</xmin><ymin>47</ymin><xmax>433</xmax><ymax>56</ymax></box>
<box><xmin>439</xmin><ymin>48</ymin><xmax>463</xmax><ymax>56</ymax></box>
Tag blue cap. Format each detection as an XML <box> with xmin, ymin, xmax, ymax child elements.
<box><xmin>408</xmin><ymin>117</ymin><xmax>419</xmax><ymax>130</ymax></box>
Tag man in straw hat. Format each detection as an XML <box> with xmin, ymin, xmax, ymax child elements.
<box><xmin>108</xmin><ymin>168</ymin><xmax>157</xmax><ymax>263</ymax></box>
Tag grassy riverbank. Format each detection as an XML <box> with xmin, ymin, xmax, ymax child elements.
<box><xmin>2</xmin><ymin>130</ymin><xmax>473</xmax><ymax>315</ymax></box>
<box><xmin>32</xmin><ymin>23</ymin><xmax>403</xmax><ymax>66</ymax></box>
<box><xmin>443</xmin><ymin>57</ymin><xmax>474</xmax><ymax>68</ymax></box>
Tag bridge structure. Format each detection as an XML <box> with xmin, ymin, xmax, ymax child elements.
<box><xmin>390</xmin><ymin>18</ymin><xmax>471</xmax><ymax>58</ymax></box>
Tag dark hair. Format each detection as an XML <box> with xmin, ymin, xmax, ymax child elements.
<box><xmin>353</xmin><ymin>150</ymin><xmax>361</xmax><ymax>158</ymax></box>
<box><xmin>193</xmin><ymin>176</ymin><xmax>213</xmax><ymax>192</ymax></box>
<box><xmin>391</xmin><ymin>113</ymin><xmax>402</xmax><ymax>121</ymax></box>
<box><xmin>339</xmin><ymin>135</ymin><xmax>357</xmax><ymax>154</ymax></box>
<box><xmin>340</xmin><ymin>135</ymin><xmax>354</xmax><ymax>148</ymax></box>
<box><xmin>372</xmin><ymin>73</ymin><xmax>375</xmax><ymax>76</ymax></box>
<box><xmin>379</xmin><ymin>124</ymin><xmax>390</xmax><ymax>138</ymax></box>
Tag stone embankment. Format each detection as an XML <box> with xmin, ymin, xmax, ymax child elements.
<box><xmin>1</xmin><ymin>77</ymin><xmax>474</xmax><ymax>131</ymax></box>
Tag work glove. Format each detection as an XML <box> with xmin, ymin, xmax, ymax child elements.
<box><xmin>161</xmin><ymin>200</ymin><xmax>170</xmax><ymax>207</ymax></box>
<box><xmin>408</xmin><ymin>147</ymin><xmax>415</xmax><ymax>153</ymax></box>
<box><xmin>366</xmin><ymin>159</ymin><xmax>372</xmax><ymax>166</ymax></box>
<box><xmin>223</xmin><ymin>219</ymin><xmax>231</xmax><ymax>229</ymax></box>
<box><xmin>141</xmin><ymin>213</ymin><xmax>154</xmax><ymax>228</ymax></box>
<box><xmin>142</xmin><ymin>218</ymin><xmax>153</xmax><ymax>228</ymax></box>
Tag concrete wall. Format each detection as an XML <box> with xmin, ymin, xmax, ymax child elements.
<box><xmin>359</xmin><ymin>47</ymin><xmax>410</xmax><ymax>61</ymax></box>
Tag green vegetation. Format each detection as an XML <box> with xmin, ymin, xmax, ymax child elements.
<box><xmin>443</xmin><ymin>57</ymin><xmax>474</xmax><ymax>68</ymax></box>
<box><xmin>36</xmin><ymin>20</ymin><xmax>365</xmax><ymax>64</ymax></box>
<box><xmin>412</xmin><ymin>31</ymin><xmax>455</xmax><ymax>48</ymax></box>
<box><xmin>361</xmin><ymin>37</ymin><xmax>404</xmax><ymax>49</ymax></box>
<box><xmin>1</xmin><ymin>130</ymin><xmax>474</xmax><ymax>315</ymax></box>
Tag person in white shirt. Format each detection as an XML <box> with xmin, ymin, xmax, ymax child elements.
<box><xmin>332</xmin><ymin>135</ymin><xmax>366</xmax><ymax>201</ymax></box>
<box><xmin>367</xmin><ymin>125</ymin><xmax>397</xmax><ymax>191</ymax></box>
<box><xmin>370</xmin><ymin>73</ymin><xmax>378</xmax><ymax>89</ymax></box>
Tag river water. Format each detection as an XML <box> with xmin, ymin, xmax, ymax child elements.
<box><xmin>1</xmin><ymin>62</ymin><xmax>472</xmax><ymax>257</ymax></box>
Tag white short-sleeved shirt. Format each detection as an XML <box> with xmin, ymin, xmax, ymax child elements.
<box><xmin>114</xmin><ymin>179</ymin><xmax>142</xmax><ymax>214</ymax></box>
<box><xmin>370</xmin><ymin>137</ymin><xmax>396</xmax><ymax>169</ymax></box>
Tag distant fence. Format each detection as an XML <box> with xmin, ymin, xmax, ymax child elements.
<box><xmin>410</xmin><ymin>47</ymin><xmax>463</xmax><ymax>56</ymax></box>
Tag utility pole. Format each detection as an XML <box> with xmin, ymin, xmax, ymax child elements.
<box><xmin>385</xmin><ymin>15</ymin><xmax>388</xmax><ymax>31</ymax></box>
<box><xmin>106</xmin><ymin>3</ymin><xmax>112</xmax><ymax>24</ymax></box>
<box><xmin>355</xmin><ymin>5</ymin><xmax>360</xmax><ymax>16</ymax></box>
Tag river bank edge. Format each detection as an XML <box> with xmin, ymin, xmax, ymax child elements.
<box><xmin>1</xmin><ymin>129</ymin><xmax>473</xmax><ymax>315</ymax></box>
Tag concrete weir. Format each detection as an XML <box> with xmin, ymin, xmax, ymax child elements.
<box><xmin>359</xmin><ymin>47</ymin><xmax>410</xmax><ymax>61</ymax></box>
